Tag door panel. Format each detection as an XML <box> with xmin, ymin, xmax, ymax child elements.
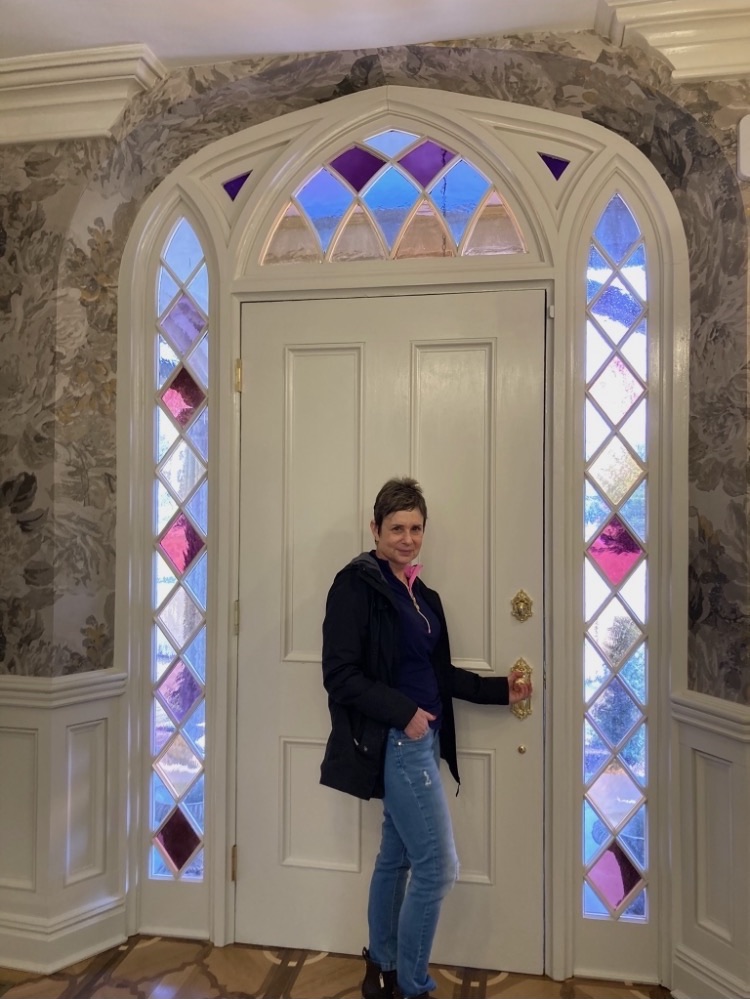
<box><xmin>235</xmin><ymin>290</ymin><xmax>545</xmax><ymax>973</ymax></box>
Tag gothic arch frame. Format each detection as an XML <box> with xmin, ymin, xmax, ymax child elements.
<box><xmin>117</xmin><ymin>86</ymin><xmax>690</xmax><ymax>982</ymax></box>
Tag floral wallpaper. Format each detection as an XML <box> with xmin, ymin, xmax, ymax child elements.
<box><xmin>0</xmin><ymin>33</ymin><xmax>747</xmax><ymax>701</ymax></box>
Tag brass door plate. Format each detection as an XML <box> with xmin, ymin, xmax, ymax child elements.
<box><xmin>511</xmin><ymin>589</ymin><xmax>533</xmax><ymax>622</ymax></box>
<box><xmin>511</xmin><ymin>657</ymin><xmax>533</xmax><ymax>720</ymax></box>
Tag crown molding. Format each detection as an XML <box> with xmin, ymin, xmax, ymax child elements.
<box><xmin>0</xmin><ymin>44</ymin><xmax>167</xmax><ymax>145</ymax></box>
<box><xmin>597</xmin><ymin>0</ymin><xmax>750</xmax><ymax>81</ymax></box>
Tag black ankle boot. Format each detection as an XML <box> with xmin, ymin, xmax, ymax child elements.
<box><xmin>361</xmin><ymin>947</ymin><xmax>398</xmax><ymax>999</ymax></box>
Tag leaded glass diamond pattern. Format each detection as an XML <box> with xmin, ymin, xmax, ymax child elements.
<box><xmin>583</xmin><ymin>194</ymin><xmax>650</xmax><ymax>923</ymax></box>
<box><xmin>262</xmin><ymin>135</ymin><xmax>525</xmax><ymax>262</ymax></box>
<box><xmin>151</xmin><ymin>218</ymin><xmax>208</xmax><ymax>883</ymax></box>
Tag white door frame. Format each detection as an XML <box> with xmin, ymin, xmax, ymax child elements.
<box><xmin>117</xmin><ymin>86</ymin><xmax>690</xmax><ymax>984</ymax></box>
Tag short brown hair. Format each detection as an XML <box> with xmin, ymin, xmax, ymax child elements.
<box><xmin>372</xmin><ymin>477</ymin><xmax>427</xmax><ymax>530</ymax></box>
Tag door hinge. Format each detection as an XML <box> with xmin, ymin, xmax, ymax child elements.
<box><xmin>231</xmin><ymin>844</ymin><xmax>238</xmax><ymax>882</ymax></box>
<box><xmin>233</xmin><ymin>600</ymin><xmax>240</xmax><ymax>635</ymax></box>
<box><xmin>234</xmin><ymin>358</ymin><xmax>243</xmax><ymax>393</ymax></box>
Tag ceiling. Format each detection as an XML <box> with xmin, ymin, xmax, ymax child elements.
<box><xmin>2</xmin><ymin>0</ymin><xmax>600</xmax><ymax>66</ymax></box>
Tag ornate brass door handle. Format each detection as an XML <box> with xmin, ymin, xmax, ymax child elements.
<box><xmin>511</xmin><ymin>657</ymin><xmax>533</xmax><ymax>719</ymax></box>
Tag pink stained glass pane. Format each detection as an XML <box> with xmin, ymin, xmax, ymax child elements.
<box><xmin>161</xmin><ymin>367</ymin><xmax>206</xmax><ymax>428</ymax></box>
<box><xmin>587</xmin><ymin>516</ymin><xmax>642</xmax><ymax>586</ymax></box>
<box><xmin>263</xmin><ymin>203</ymin><xmax>322</xmax><ymax>264</ymax></box>
<box><xmin>329</xmin><ymin>206</ymin><xmax>387</xmax><ymax>262</ymax></box>
<box><xmin>395</xmin><ymin>199</ymin><xmax>453</xmax><ymax>259</ymax></box>
<box><xmin>462</xmin><ymin>191</ymin><xmax>525</xmax><ymax>256</ymax></box>
<box><xmin>330</xmin><ymin>146</ymin><xmax>385</xmax><ymax>192</ymax></box>
<box><xmin>158</xmin><ymin>586</ymin><xmax>202</xmax><ymax>650</ymax></box>
<box><xmin>398</xmin><ymin>139</ymin><xmax>456</xmax><ymax>187</ymax></box>
<box><xmin>589</xmin><ymin>355</ymin><xmax>644</xmax><ymax>425</ymax></box>
<box><xmin>159</xmin><ymin>513</ymin><xmax>205</xmax><ymax>574</ymax></box>
<box><xmin>155</xmin><ymin>732</ymin><xmax>202</xmax><ymax>799</ymax></box>
<box><xmin>588</xmin><ymin>760</ymin><xmax>643</xmax><ymax>829</ymax></box>
<box><xmin>157</xmin><ymin>660</ymin><xmax>202</xmax><ymax>725</ymax></box>
<box><xmin>161</xmin><ymin>294</ymin><xmax>206</xmax><ymax>355</ymax></box>
<box><xmin>588</xmin><ymin>842</ymin><xmax>642</xmax><ymax>910</ymax></box>
<box><xmin>155</xmin><ymin>806</ymin><xmax>201</xmax><ymax>872</ymax></box>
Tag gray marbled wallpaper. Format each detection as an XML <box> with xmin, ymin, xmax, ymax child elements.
<box><xmin>0</xmin><ymin>33</ymin><xmax>747</xmax><ymax>701</ymax></box>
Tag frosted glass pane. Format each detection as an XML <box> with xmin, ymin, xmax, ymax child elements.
<box><xmin>588</xmin><ymin>596</ymin><xmax>642</xmax><ymax>668</ymax></box>
<box><xmin>156</xmin><ymin>407</ymin><xmax>179</xmax><ymax>462</ymax></box>
<box><xmin>585</xmin><ymin>400</ymin><xmax>610</xmax><ymax>462</ymax></box>
<box><xmin>463</xmin><ymin>191</ymin><xmax>525</xmax><ymax>255</ymax></box>
<box><xmin>589</xmin><ymin>438</ymin><xmax>642</xmax><ymax>505</ymax></box>
<box><xmin>584</xmin><ymin>720</ymin><xmax>610</xmax><ymax>784</ymax></box>
<box><xmin>155</xmin><ymin>733</ymin><xmax>202</xmax><ymax>799</ymax></box>
<box><xmin>588</xmin><ymin>760</ymin><xmax>643</xmax><ymax>829</ymax></box>
<box><xmin>620</xmin><ymin>644</ymin><xmax>647</xmax><ymax>706</ymax></box>
<box><xmin>621</xmin><ymin>724</ymin><xmax>647</xmax><ymax>788</ymax></box>
<box><xmin>264</xmin><ymin>203</ymin><xmax>322</xmax><ymax>264</ymax></box>
<box><xmin>154</xmin><ymin>551</ymin><xmax>177</xmax><ymax>609</ymax></box>
<box><xmin>620</xmin><ymin>805</ymin><xmax>646</xmax><ymax>868</ymax></box>
<box><xmin>621</xmin><ymin>398</ymin><xmax>647</xmax><ymax>460</ymax></box>
<box><xmin>153</xmin><ymin>624</ymin><xmax>176</xmax><ymax>681</ymax></box>
<box><xmin>584</xmin><ymin>638</ymin><xmax>611</xmax><ymax>703</ymax></box>
<box><xmin>586</xmin><ymin>321</ymin><xmax>612</xmax><ymax>382</ymax></box>
<box><xmin>153</xmin><ymin>699</ymin><xmax>175</xmax><ymax>753</ymax></box>
<box><xmin>584</xmin><ymin>799</ymin><xmax>609</xmax><ymax>862</ymax></box>
<box><xmin>188</xmin><ymin>334</ymin><xmax>209</xmax><ymax>390</ymax></box>
<box><xmin>155</xmin><ymin>481</ymin><xmax>178</xmax><ymax>533</ymax></box>
<box><xmin>159</xmin><ymin>440</ymin><xmax>205</xmax><ymax>504</ymax></box>
<box><xmin>585</xmin><ymin>559</ymin><xmax>610</xmax><ymax>620</ymax></box>
<box><xmin>182</xmin><ymin>847</ymin><xmax>204</xmax><ymax>880</ymax></box>
<box><xmin>620</xmin><ymin>481</ymin><xmax>647</xmax><ymax>541</ymax></box>
<box><xmin>330</xmin><ymin>205</ymin><xmax>387</xmax><ymax>261</ymax></box>
<box><xmin>584</xmin><ymin>480</ymin><xmax>610</xmax><ymax>542</ymax></box>
<box><xmin>589</xmin><ymin>678</ymin><xmax>643</xmax><ymax>749</ymax></box>
<box><xmin>621</xmin><ymin>321</ymin><xmax>648</xmax><ymax>379</ymax></box>
<box><xmin>187</xmin><ymin>264</ymin><xmax>209</xmax><ymax>313</ymax></box>
<box><xmin>164</xmin><ymin>218</ymin><xmax>204</xmax><ymax>282</ymax></box>
<box><xmin>620</xmin><ymin>561</ymin><xmax>647</xmax><ymax>623</ymax></box>
<box><xmin>158</xmin><ymin>267</ymin><xmax>179</xmax><ymax>316</ymax></box>
<box><xmin>158</xmin><ymin>586</ymin><xmax>202</xmax><ymax>649</ymax></box>
<box><xmin>157</xmin><ymin>336</ymin><xmax>180</xmax><ymax>388</ymax></box>
<box><xmin>395</xmin><ymin>200</ymin><xmax>453</xmax><ymax>259</ymax></box>
<box><xmin>589</xmin><ymin>355</ymin><xmax>644</xmax><ymax>424</ymax></box>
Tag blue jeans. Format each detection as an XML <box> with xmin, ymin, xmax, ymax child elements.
<box><xmin>367</xmin><ymin>727</ymin><xmax>458</xmax><ymax>998</ymax></box>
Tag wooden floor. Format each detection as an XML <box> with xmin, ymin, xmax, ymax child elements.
<box><xmin>0</xmin><ymin>937</ymin><xmax>673</xmax><ymax>999</ymax></box>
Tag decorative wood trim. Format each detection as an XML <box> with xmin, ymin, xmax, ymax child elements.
<box><xmin>0</xmin><ymin>44</ymin><xmax>166</xmax><ymax>145</ymax></box>
<box><xmin>597</xmin><ymin>0</ymin><xmax>750</xmax><ymax>81</ymax></box>
<box><xmin>0</xmin><ymin>670</ymin><xmax>127</xmax><ymax>709</ymax></box>
<box><xmin>672</xmin><ymin>690</ymin><xmax>750</xmax><ymax>742</ymax></box>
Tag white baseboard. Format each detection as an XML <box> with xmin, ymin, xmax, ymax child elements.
<box><xmin>673</xmin><ymin>944</ymin><xmax>750</xmax><ymax>999</ymax></box>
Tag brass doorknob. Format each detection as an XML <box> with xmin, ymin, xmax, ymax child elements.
<box><xmin>511</xmin><ymin>657</ymin><xmax>533</xmax><ymax>720</ymax></box>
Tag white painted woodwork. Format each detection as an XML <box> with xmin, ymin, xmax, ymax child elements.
<box><xmin>739</xmin><ymin>115</ymin><xmax>750</xmax><ymax>180</ymax></box>
<box><xmin>116</xmin><ymin>88</ymin><xmax>691</xmax><ymax>983</ymax></box>
<box><xmin>0</xmin><ymin>671</ymin><xmax>128</xmax><ymax>973</ymax></box>
<box><xmin>234</xmin><ymin>290</ymin><xmax>546</xmax><ymax>973</ymax></box>
<box><xmin>671</xmin><ymin>693</ymin><xmax>750</xmax><ymax>999</ymax></box>
<box><xmin>0</xmin><ymin>45</ymin><xmax>166</xmax><ymax>145</ymax></box>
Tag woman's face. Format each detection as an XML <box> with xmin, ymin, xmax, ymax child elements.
<box><xmin>371</xmin><ymin>508</ymin><xmax>425</xmax><ymax>571</ymax></box>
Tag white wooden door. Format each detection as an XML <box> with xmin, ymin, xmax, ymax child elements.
<box><xmin>235</xmin><ymin>290</ymin><xmax>545</xmax><ymax>973</ymax></box>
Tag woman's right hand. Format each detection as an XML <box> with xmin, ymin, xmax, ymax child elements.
<box><xmin>404</xmin><ymin>707</ymin><xmax>437</xmax><ymax>740</ymax></box>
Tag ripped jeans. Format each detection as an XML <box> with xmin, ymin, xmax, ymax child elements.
<box><xmin>367</xmin><ymin>727</ymin><xmax>459</xmax><ymax>998</ymax></box>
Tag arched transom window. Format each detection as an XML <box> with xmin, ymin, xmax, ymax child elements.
<box><xmin>261</xmin><ymin>129</ymin><xmax>527</xmax><ymax>263</ymax></box>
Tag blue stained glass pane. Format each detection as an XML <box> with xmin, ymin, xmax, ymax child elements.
<box><xmin>585</xmin><ymin>399</ymin><xmax>610</xmax><ymax>461</ymax></box>
<box><xmin>365</xmin><ymin>129</ymin><xmax>419</xmax><ymax>156</ymax></box>
<box><xmin>594</xmin><ymin>195</ymin><xmax>641</xmax><ymax>264</ymax></box>
<box><xmin>589</xmin><ymin>678</ymin><xmax>641</xmax><ymax>748</ymax></box>
<box><xmin>150</xmin><ymin>843</ymin><xmax>175</xmax><ymax>879</ymax></box>
<box><xmin>584</xmin><ymin>480</ymin><xmax>610</xmax><ymax>542</ymax></box>
<box><xmin>164</xmin><ymin>218</ymin><xmax>204</xmax><ymax>282</ymax></box>
<box><xmin>183</xmin><ymin>627</ymin><xmax>206</xmax><ymax>682</ymax></box>
<box><xmin>584</xmin><ymin>799</ymin><xmax>609</xmax><ymax>862</ymax></box>
<box><xmin>620</xmin><ymin>644</ymin><xmax>647</xmax><ymax>705</ymax></box>
<box><xmin>621</xmin><ymin>243</ymin><xmax>647</xmax><ymax>300</ymax></box>
<box><xmin>183</xmin><ymin>774</ymin><xmax>205</xmax><ymax>833</ymax></box>
<box><xmin>362</xmin><ymin>167</ymin><xmax>420</xmax><ymax>249</ymax></box>
<box><xmin>619</xmin><ymin>804</ymin><xmax>647</xmax><ymax>868</ymax></box>
<box><xmin>583</xmin><ymin>881</ymin><xmax>609</xmax><ymax>917</ymax></box>
<box><xmin>188</xmin><ymin>334</ymin><xmax>209</xmax><ymax>390</ymax></box>
<box><xmin>623</xmin><ymin>888</ymin><xmax>647</xmax><ymax>919</ymax></box>
<box><xmin>296</xmin><ymin>169</ymin><xmax>353</xmax><ymax>252</ymax></box>
<box><xmin>187</xmin><ymin>408</ymin><xmax>209</xmax><ymax>461</ymax></box>
<box><xmin>585</xmin><ymin>560</ymin><xmax>610</xmax><ymax>621</ymax></box>
<box><xmin>184</xmin><ymin>699</ymin><xmax>206</xmax><ymax>758</ymax></box>
<box><xmin>158</xmin><ymin>267</ymin><xmax>179</xmax><ymax>316</ymax></box>
<box><xmin>188</xmin><ymin>264</ymin><xmax>209</xmax><ymax>313</ymax></box>
<box><xmin>158</xmin><ymin>335</ymin><xmax>180</xmax><ymax>388</ymax></box>
<box><xmin>151</xmin><ymin>772</ymin><xmax>175</xmax><ymax>830</ymax></box>
<box><xmin>620</xmin><ymin>481</ymin><xmax>646</xmax><ymax>541</ymax></box>
<box><xmin>428</xmin><ymin>159</ymin><xmax>490</xmax><ymax>244</ymax></box>
<box><xmin>584</xmin><ymin>719</ymin><xmax>610</xmax><ymax>783</ymax></box>
<box><xmin>187</xmin><ymin>480</ymin><xmax>208</xmax><ymax>535</ymax></box>
<box><xmin>621</xmin><ymin>722</ymin><xmax>647</xmax><ymax>787</ymax></box>
<box><xmin>154</xmin><ymin>624</ymin><xmax>176</xmax><ymax>681</ymax></box>
<box><xmin>590</xmin><ymin>278</ymin><xmax>644</xmax><ymax>345</ymax></box>
<box><xmin>587</xmin><ymin>246</ymin><xmax>612</xmax><ymax>304</ymax></box>
<box><xmin>183</xmin><ymin>848</ymin><xmax>204</xmax><ymax>880</ymax></box>
<box><xmin>185</xmin><ymin>553</ymin><xmax>208</xmax><ymax>610</ymax></box>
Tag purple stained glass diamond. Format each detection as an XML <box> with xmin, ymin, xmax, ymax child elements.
<box><xmin>156</xmin><ymin>807</ymin><xmax>201</xmax><ymax>872</ymax></box>
<box><xmin>161</xmin><ymin>294</ymin><xmax>205</xmax><ymax>354</ymax></box>
<box><xmin>539</xmin><ymin>152</ymin><xmax>570</xmax><ymax>180</ymax></box>
<box><xmin>587</xmin><ymin>516</ymin><xmax>642</xmax><ymax>586</ymax></box>
<box><xmin>222</xmin><ymin>171</ymin><xmax>251</xmax><ymax>201</ymax></box>
<box><xmin>157</xmin><ymin>659</ymin><xmax>202</xmax><ymax>725</ymax></box>
<box><xmin>588</xmin><ymin>841</ymin><xmax>642</xmax><ymax>909</ymax></box>
<box><xmin>161</xmin><ymin>367</ymin><xmax>205</xmax><ymax>427</ymax></box>
<box><xmin>330</xmin><ymin>146</ymin><xmax>385</xmax><ymax>192</ymax></box>
<box><xmin>398</xmin><ymin>140</ymin><xmax>456</xmax><ymax>188</ymax></box>
<box><xmin>159</xmin><ymin>512</ymin><xmax>205</xmax><ymax>574</ymax></box>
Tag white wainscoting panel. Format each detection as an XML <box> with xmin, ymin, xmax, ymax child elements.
<box><xmin>0</xmin><ymin>671</ymin><xmax>127</xmax><ymax>973</ymax></box>
<box><xmin>672</xmin><ymin>692</ymin><xmax>750</xmax><ymax>999</ymax></box>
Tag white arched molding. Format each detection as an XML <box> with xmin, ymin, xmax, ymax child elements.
<box><xmin>117</xmin><ymin>86</ymin><xmax>690</xmax><ymax>981</ymax></box>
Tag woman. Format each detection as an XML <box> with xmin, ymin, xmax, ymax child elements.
<box><xmin>320</xmin><ymin>478</ymin><xmax>532</xmax><ymax>999</ymax></box>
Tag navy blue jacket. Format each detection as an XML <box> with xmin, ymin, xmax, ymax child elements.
<box><xmin>320</xmin><ymin>552</ymin><xmax>510</xmax><ymax>800</ymax></box>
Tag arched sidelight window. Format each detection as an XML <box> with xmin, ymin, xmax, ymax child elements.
<box><xmin>261</xmin><ymin>129</ymin><xmax>527</xmax><ymax>263</ymax></box>
<box><xmin>150</xmin><ymin>218</ymin><xmax>209</xmax><ymax>881</ymax></box>
<box><xmin>582</xmin><ymin>195</ymin><xmax>649</xmax><ymax>921</ymax></box>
